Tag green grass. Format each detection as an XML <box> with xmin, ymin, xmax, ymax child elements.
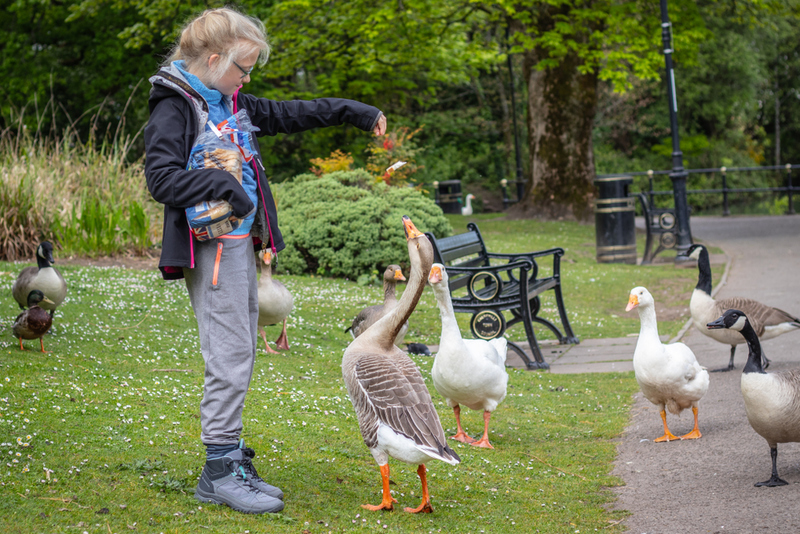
<box><xmin>0</xmin><ymin>217</ymin><xmax>717</xmax><ymax>533</ymax></box>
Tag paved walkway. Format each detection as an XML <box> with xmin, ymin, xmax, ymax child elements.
<box><xmin>607</xmin><ymin>215</ymin><xmax>800</xmax><ymax>533</ymax></box>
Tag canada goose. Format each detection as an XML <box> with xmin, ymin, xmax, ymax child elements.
<box><xmin>687</xmin><ymin>243</ymin><xmax>799</xmax><ymax>371</ymax></box>
<box><xmin>342</xmin><ymin>216</ymin><xmax>460</xmax><ymax>513</ymax></box>
<box><xmin>627</xmin><ymin>287</ymin><xmax>710</xmax><ymax>442</ymax></box>
<box><xmin>256</xmin><ymin>250</ymin><xmax>293</xmax><ymax>354</ymax></box>
<box><xmin>13</xmin><ymin>290</ymin><xmax>55</xmax><ymax>352</ymax></box>
<box><xmin>461</xmin><ymin>194</ymin><xmax>475</xmax><ymax>216</ymax></box>
<box><xmin>345</xmin><ymin>265</ymin><xmax>407</xmax><ymax>346</ymax></box>
<box><xmin>12</xmin><ymin>241</ymin><xmax>67</xmax><ymax>312</ymax></box>
<box><xmin>429</xmin><ymin>263</ymin><xmax>508</xmax><ymax>449</ymax></box>
<box><xmin>707</xmin><ymin>309</ymin><xmax>800</xmax><ymax>487</ymax></box>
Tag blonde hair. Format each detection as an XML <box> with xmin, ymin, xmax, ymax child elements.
<box><xmin>167</xmin><ymin>7</ymin><xmax>270</xmax><ymax>85</ymax></box>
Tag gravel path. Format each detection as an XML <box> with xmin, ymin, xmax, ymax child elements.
<box><xmin>612</xmin><ymin>215</ymin><xmax>800</xmax><ymax>533</ymax></box>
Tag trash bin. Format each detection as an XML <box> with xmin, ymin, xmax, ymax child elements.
<box><xmin>594</xmin><ymin>176</ymin><xmax>637</xmax><ymax>264</ymax></box>
<box><xmin>437</xmin><ymin>180</ymin><xmax>462</xmax><ymax>214</ymax></box>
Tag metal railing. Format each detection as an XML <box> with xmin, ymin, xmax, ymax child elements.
<box><xmin>597</xmin><ymin>164</ymin><xmax>798</xmax><ymax>216</ymax></box>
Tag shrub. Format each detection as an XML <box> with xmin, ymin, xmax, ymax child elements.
<box><xmin>272</xmin><ymin>170</ymin><xmax>451</xmax><ymax>277</ymax></box>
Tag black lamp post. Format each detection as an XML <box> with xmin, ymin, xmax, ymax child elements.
<box><xmin>660</xmin><ymin>0</ymin><xmax>693</xmax><ymax>262</ymax></box>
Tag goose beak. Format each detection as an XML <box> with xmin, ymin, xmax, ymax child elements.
<box><xmin>625</xmin><ymin>294</ymin><xmax>639</xmax><ymax>312</ymax></box>
<box><xmin>403</xmin><ymin>216</ymin><xmax>423</xmax><ymax>240</ymax></box>
<box><xmin>262</xmin><ymin>250</ymin><xmax>272</xmax><ymax>265</ymax></box>
<box><xmin>429</xmin><ymin>265</ymin><xmax>442</xmax><ymax>283</ymax></box>
<box><xmin>706</xmin><ymin>317</ymin><xmax>725</xmax><ymax>330</ymax></box>
<box><xmin>394</xmin><ymin>269</ymin><xmax>406</xmax><ymax>281</ymax></box>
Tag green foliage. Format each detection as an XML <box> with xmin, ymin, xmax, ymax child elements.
<box><xmin>273</xmin><ymin>171</ymin><xmax>451</xmax><ymax>277</ymax></box>
<box><xmin>0</xmin><ymin>111</ymin><xmax>160</xmax><ymax>260</ymax></box>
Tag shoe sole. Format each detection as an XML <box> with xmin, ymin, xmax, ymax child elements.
<box><xmin>195</xmin><ymin>488</ymin><xmax>285</xmax><ymax>514</ymax></box>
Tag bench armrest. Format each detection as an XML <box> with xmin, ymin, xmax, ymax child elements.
<box><xmin>486</xmin><ymin>247</ymin><xmax>565</xmax><ymax>260</ymax></box>
<box><xmin>444</xmin><ymin>259</ymin><xmax>534</xmax><ymax>292</ymax></box>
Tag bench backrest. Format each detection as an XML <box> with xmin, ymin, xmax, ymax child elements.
<box><xmin>425</xmin><ymin>223</ymin><xmax>490</xmax><ymax>291</ymax></box>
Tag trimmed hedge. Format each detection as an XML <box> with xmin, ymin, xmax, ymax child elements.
<box><xmin>272</xmin><ymin>170</ymin><xmax>452</xmax><ymax>278</ymax></box>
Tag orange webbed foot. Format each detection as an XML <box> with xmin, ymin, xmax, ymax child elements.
<box><xmin>654</xmin><ymin>432</ymin><xmax>681</xmax><ymax>442</ymax></box>
<box><xmin>361</xmin><ymin>496</ymin><xmax>397</xmax><ymax>512</ymax></box>
<box><xmin>450</xmin><ymin>431</ymin><xmax>475</xmax><ymax>444</ymax></box>
<box><xmin>403</xmin><ymin>501</ymin><xmax>433</xmax><ymax>513</ymax></box>
<box><xmin>469</xmin><ymin>437</ymin><xmax>495</xmax><ymax>449</ymax></box>
<box><xmin>680</xmin><ymin>429</ymin><xmax>702</xmax><ymax>440</ymax></box>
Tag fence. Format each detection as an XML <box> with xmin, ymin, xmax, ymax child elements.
<box><xmin>598</xmin><ymin>164</ymin><xmax>798</xmax><ymax>216</ymax></box>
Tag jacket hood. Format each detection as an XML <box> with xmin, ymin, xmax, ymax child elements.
<box><xmin>148</xmin><ymin>63</ymin><xmax>234</xmax><ymax>138</ymax></box>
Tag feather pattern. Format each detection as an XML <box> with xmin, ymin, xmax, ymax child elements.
<box><xmin>342</xmin><ymin>217</ymin><xmax>460</xmax><ymax>468</ymax></box>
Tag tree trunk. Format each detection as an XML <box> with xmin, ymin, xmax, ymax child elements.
<box><xmin>513</xmin><ymin>50</ymin><xmax>598</xmax><ymax>221</ymax></box>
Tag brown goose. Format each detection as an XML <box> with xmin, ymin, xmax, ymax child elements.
<box><xmin>12</xmin><ymin>241</ymin><xmax>67</xmax><ymax>312</ymax></box>
<box><xmin>342</xmin><ymin>216</ymin><xmax>460</xmax><ymax>513</ymax></box>
<box><xmin>345</xmin><ymin>264</ymin><xmax>407</xmax><ymax>346</ymax></box>
<box><xmin>13</xmin><ymin>290</ymin><xmax>55</xmax><ymax>352</ymax></box>
<box><xmin>688</xmin><ymin>244</ymin><xmax>799</xmax><ymax>371</ymax></box>
<box><xmin>257</xmin><ymin>250</ymin><xmax>294</xmax><ymax>354</ymax></box>
<box><xmin>708</xmin><ymin>309</ymin><xmax>800</xmax><ymax>487</ymax></box>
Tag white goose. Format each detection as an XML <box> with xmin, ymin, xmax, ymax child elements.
<box><xmin>461</xmin><ymin>194</ymin><xmax>475</xmax><ymax>216</ymax></box>
<box><xmin>708</xmin><ymin>309</ymin><xmax>800</xmax><ymax>487</ymax></box>
<box><xmin>428</xmin><ymin>263</ymin><xmax>508</xmax><ymax>449</ymax></box>
<box><xmin>342</xmin><ymin>216</ymin><xmax>460</xmax><ymax>513</ymax></box>
<box><xmin>12</xmin><ymin>241</ymin><xmax>67</xmax><ymax>312</ymax></box>
<box><xmin>688</xmin><ymin>243</ymin><xmax>799</xmax><ymax>371</ymax></box>
<box><xmin>345</xmin><ymin>264</ymin><xmax>407</xmax><ymax>346</ymax></box>
<box><xmin>627</xmin><ymin>287</ymin><xmax>710</xmax><ymax>442</ymax></box>
<box><xmin>257</xmin><ymin>249</ymin><xmax>294</xmax><ymax>354</ymax></box>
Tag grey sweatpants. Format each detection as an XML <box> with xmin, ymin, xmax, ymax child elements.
<box><xmin>184</xmin><ymin>235</ymin><xmax>259</xmax><ymax>446</ymax></box>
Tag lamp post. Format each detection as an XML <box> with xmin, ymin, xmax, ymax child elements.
<box><xmin>660</xmin><ymin>0</ymin><xmax>693</xmax><ymax>262</ymax></box>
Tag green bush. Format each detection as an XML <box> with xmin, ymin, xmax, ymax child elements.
<box><xmin>272</xmin><ymin>170</ymin><xmax>452</xmax><ymax>277</ymax></box>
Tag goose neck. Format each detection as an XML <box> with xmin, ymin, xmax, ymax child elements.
<box><xmin>636</xmin><ymin>304</ymin><xmax>661</xmax><ymax>342</ymax></box>
<box><xmin>432</xmin><ymin>284</ymin><xmax>460</xmax><ymax>338</ymax></box>
<box><xmin>381</xmin><ymin>241</ymin><xmax>431</xmax><ymax>348</ymax></box>
<box><xmin>740</xmin><ymin>319</ymin><xmax>766</xmax><ymax>374</ymax></box>
<box><xmin>695</xmin><ymin>247</ymin><xmax>712</xmax><ymax>295</ymax></box>
<box><xmin>383</xmin><ymin>280</ymin><xmax>397</xmax><ymax>304</ymax></box>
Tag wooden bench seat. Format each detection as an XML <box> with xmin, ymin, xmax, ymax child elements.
<box><xmin>425</xmin><ymin>222</ymin><xmax>579</xmax><ymax>370</ymax></box>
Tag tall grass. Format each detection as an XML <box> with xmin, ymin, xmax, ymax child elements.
<box><xmin>0</xmin><ymin>92</ymin><xmax>160</xmax><ymax>260</ymax></box>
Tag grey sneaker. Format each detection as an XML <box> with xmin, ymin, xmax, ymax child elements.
<box><xmin>194</xmin><ymin>449</ymin><xmax>284</xmax><ymax>514</ymax></box>
<box><xmin>238</xmin><ymin>439</ymin><xmax>284</xmax><ymax>500</ymax></box>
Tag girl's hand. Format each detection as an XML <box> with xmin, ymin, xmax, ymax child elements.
<box><xmin>373</xmin><ymin>114</ymin><xmax>387</xmax><ymax>136</ymax></box>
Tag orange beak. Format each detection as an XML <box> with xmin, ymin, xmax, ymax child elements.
<box><xmin>403</xmin><ymin>216</ymin><xmax>423</xmax><ymax>240</ymax></box>
<box><xmin>625</xmin><ymin>294</ymin><xmax>639</xmax><ymax>312</ymax></box>
<box><xmin>394</xmin><ymin>269</ymin><xmax>406</xmax><ymax>281</ymax></box>
<box><xmin>429</xmin><ymin>265</ymin><xmax>442</xmax><ymax>283</ymax></box>
<box><xmin>262</xmin><ymin>250</ymin><xmax>272</xmax><ymax>265</ymax></box>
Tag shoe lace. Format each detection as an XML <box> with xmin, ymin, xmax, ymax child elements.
<box><xmin>227</xmin><ymin>460</ymin><xmax>260</xmax><ymax>492</ymax></box>
<box><xmin>239</xmin><ymin>455</ymin><xmax>263</xmax><ymax>482</ymax></box>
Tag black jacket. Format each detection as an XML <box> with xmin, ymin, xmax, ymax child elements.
<box><xmin>144</xmin><ymin>66</ymin><xmax>382</xmax><ymax>279</ymax></box>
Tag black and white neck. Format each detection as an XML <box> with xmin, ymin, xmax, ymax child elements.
<box><xmin>740</xmin><ymin>318</ymin><xmax>766</xmax><ymax>375</ymax></box>
<box><xmin>693</xmin><ymin>245</ymin><xmax>712</xmax><ymax>295</ymax></box>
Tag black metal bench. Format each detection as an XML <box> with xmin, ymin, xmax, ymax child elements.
<box><xmin>425</xmin><ymin>223</ymin><xmax>579</xmax><ymax>370</ymax></box>
<box><xmin>635</xmin><ymin>193</ymin><xmax>677</xmax><ymax>264</ymax></box>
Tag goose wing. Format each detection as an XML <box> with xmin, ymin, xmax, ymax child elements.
<box><xmin>715</xmin><ymin>296</ymin><xmax>800</xmax><ymax>335</ymax></box>
<box><xmin>348</xmin><ymin>352</ymin><xmax>457</xmax><ymax>462</ymax></box>
<box><xmin>11</xmin><ymin>266</ymin><xmax>39</xmax><ymax>308</ymax></box>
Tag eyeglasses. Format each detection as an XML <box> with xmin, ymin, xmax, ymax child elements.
<box><xmin>232</xmin><ymin>60</ymin><xmax>254</xmax><ymax>79</ymax></box>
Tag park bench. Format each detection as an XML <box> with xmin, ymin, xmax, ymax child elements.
<box><xmin>634</xmin><ymin>192</ymin><xmax>678</xmax><ymax>264</ymax></box>
<box><xmin>424</xmin><ymin>222</ymin><xmax>579</xmax><ymax>370</ymax></box>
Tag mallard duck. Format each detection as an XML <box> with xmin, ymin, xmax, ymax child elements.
<box><xmin>708</xmin><ymin>309</ymin><xmax>800</xmax><ymax>487</ymax></box>
<box><xmin>627</xmin><ymin>287</ymin><xmax>710</xmax><ymax>442</ymax></box>
<box><xmin>12</xmin><ymin>241</ymin><xmax>67</xmax><ymax>312</ymax></box>
<box><xmin>428</xmin><ymin>263</ymin><xmax>508</xmax><ymax>449</ymax></box>
<box><xmin>13</xmin><ymin>290</ymin><xmax>55</xmax><ymax>352</ymax></box>
<box><xmin>345</xmin><ymin>265</ymin><xmax>407</xmax><ymax>346</ymax></box>
<box><xmin>461</xmin><ymin>194</ymin><xmax>475</xmax><ymax>216</ymax></box>
<box><xmin>342</xmin><ymin>216</ymin><xmax>460</xmax><ymax>513</ymax></box>
<box><xmin>688</xmin><ymin>243</ymin><xmax>798</xmax><ymax>371</ymax></box>
<box><xmin>257</xmin><ymin>250</ymin><xmax>294</xmax><ymax>354</ymax></box>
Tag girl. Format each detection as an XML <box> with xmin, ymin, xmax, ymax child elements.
<box><xmin>144</xmin><ymin>7</ymin><xmax>386</xmax><ymax>515</ymax></box>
